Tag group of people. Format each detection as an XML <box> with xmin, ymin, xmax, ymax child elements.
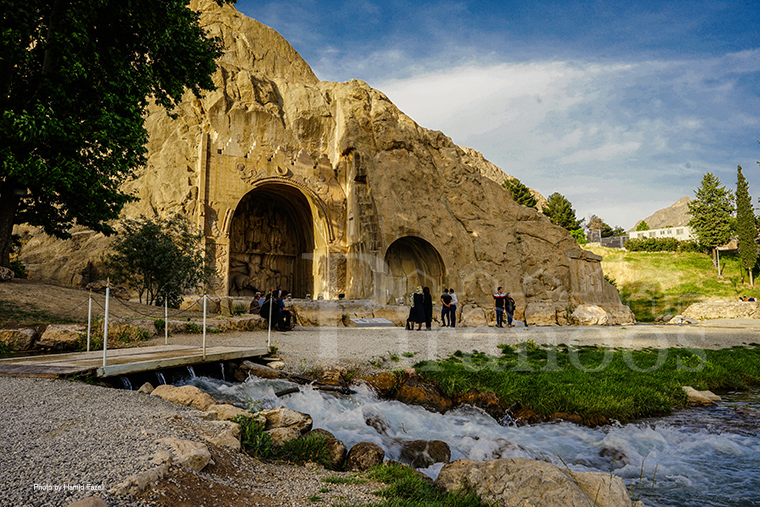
<box><xmin>251</xmin><ymin>288</ymin><xmax>295</xmax><ymax>331</ymax></box>
<box><xmin>405</xmin><ymin>286</ymin><xmax>460</xmax><ymax>330</ymax></box>
<box><xmin>493</xmin><ymin>287</ymin><xmax>516</xmax><ymax>327</ymax></box>
<box><xmin>740</xmin><ymin>296</ymin><xmax>757</xmax><ymax>302</ymax></box>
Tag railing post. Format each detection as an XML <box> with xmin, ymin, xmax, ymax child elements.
<box><xmin>103</xmin><ymin>281</ymin><xmax>110</xmax><ymax>373</ymax></box>
<box><xmin>202</xmin><ymin>294</ymin><xmax>207</xmax><ymax>361</ymax></box>
<box><xmin>164</xmin><ymin>298</ymin><xmax>168</xmax><ymax>345</ymax></box>
<box><xmin>87</xmin><ymin>290</ymin><xmax>92</xmax><ymax>352</ymax></box>
<box><xmin>267</xmin><ymin>290</ymin><xmax>273</xmax><ymax>350</ymax></box>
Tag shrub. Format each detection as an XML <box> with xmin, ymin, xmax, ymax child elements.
<box><xmin>233</xmin><ymin>415</ymin><xmax>274</xmax><ymax>459</ymax></box>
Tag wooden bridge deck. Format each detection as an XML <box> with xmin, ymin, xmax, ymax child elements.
<box><xmin>0</xmin><ymin>345</ymin><xmax>268</xmax><ymax>378</ymax></box>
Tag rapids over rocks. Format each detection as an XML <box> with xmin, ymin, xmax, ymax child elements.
<box><xmin>184</xmin><ymin>376</ymin><xmax>760</xmax><ymax>507</ymax></box>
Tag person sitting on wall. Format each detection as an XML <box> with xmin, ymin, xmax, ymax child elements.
<box><xmin>249</xmin><ymin>292</ymin><xmax>262</xmax><ymax>314</ymax></box>
<box><xmin>260</xmin><ymin>290</ymin><xmax>283</xmax><ymax>330</ymax></box>
<box><xmin>277</xmin><ymin>290</ymin><xmax>295</xmax><ymax>331</ymax></box>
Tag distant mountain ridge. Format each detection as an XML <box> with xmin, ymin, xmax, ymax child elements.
<box><xmin>630</xmin><ymin>196</ymin><xmax>692</xmax><ymax>232</ymax></box>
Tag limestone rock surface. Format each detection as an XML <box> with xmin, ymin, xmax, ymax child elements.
<box><xmin>435</xmin><ymin>458</ymin><xmax>634</xmax><ymax>507</ymax></box>
<box><xmin>0</xmin><ymin>328</ymin><xmax>37</xmax><ymax>350</ymax></box>
<box><xmin>37</xmin><ymin>324</ymin><xmax>84</xmax><ymax>351</ymax></box>
<box><xmin>683</xmin><ymin>301</ymin><xmax>760</xmax><ymax>320</ymax></box>
<box><xmin>15</xmin><ymin>0</ymin><xmax>632</xmax><ymax>325</ymax></box>
<box><xmin>151</xmin><ymin>384</ymin><xmax>217</xmax><ymax>411</ymax></box>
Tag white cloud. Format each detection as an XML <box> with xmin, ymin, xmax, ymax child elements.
<box><xmin>374</xmin><ymin>51</ymin><xmax>760</xmax><ymax>229</ymax></box>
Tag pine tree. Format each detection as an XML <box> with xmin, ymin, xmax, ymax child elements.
<box><xmin>736</xmin><ymin>165</ymin><xmax>758</xmax><ymax>284</ymax></box>
<box><xmin>542</xmin><ymin>193</ymin><xmax>584</xmax><ymax>231</ymax></box>
<box><xmin>688</xmin><ymin>173</ymin><xmax>734</xmax><ymax>276</ymax></box>
<box><xmin>635</xmin><ymin>221</ymin><xmax>650</xmax><ymax>231</ymax></box>
<box><xmin>502</xmin><ymin>178</ymin><xmax>537</xmax><ymax>209</ymax></box>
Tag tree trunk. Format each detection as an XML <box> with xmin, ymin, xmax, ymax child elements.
<box><xmin>0</xmin><ymin>178</ymin><xmax>22</xmax><ymax>267</ymax></box>
<box><xmin>751</xmin><ymin>269</ymin><xmax>754</xmax><ymax>287</ymax></box>
<box><xmin>716</xmin><ymin>248</ymin><xmax>722</xmax><ymax>278</ymax></box>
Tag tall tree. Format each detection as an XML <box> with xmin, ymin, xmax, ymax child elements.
<box><xmin>542</xmin><ymin>193</ymin><xmax>584</xmax><ymax>231</ymax></box>
<box><xmin>502</xmin><ymin>177</ymin><xmax>537</xmax><ymax>209</ymax></box>
<box><xmin>0</xmin><ymin>0</ymin><xmax>233</xmax><ymax>266</ymax></box>
<box><xmin>736</xmin><ymin>165</ymin><xmax>758</xmax><ymax>284</ymax></box>
<box><xmin>688</xmin><ymin>172</ymin><xmax>734</xmax><ymax>276</ymax></box>
<box><xmin>635</xmin><ymin>221</ymin><xmax>650</xmax><ymax>231</ymax></box>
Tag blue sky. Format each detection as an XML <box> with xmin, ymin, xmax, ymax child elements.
<box><xmin>235</xmin><ymin>0</ymin><xmax>760</xmax><ymax>229</ymax></box>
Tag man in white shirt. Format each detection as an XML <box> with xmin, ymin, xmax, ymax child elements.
<box><xmin>448</xmin><ymin>288</ymin><xmax>458</xmax><ymax>327</ymax></box>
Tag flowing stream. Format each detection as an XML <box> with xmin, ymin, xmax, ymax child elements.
<box><xmin>183</xmin><ymin>376</ymin><xmax>760</xmax><ymax>507</ymax></box>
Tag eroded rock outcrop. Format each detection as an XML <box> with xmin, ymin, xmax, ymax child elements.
<box><xmin>16</xmin><ymin>0</ymin><xmax>633</xmax><ymax>326</ymax></box>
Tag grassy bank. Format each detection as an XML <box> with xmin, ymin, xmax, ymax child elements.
<box><xmin>585</xmin><ymin>245</ymin><xmax>754</xmax><ymax>321</ymax></box>
<box><xmin>415</xmin><ymin>343</ymin><xmax>760</xmax><ymax>425</ymax></box>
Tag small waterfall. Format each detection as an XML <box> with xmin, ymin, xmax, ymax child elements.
<box><xmin>155</xmin><ymin>372</ymin><xmax>166</xmax><ymax>385</ymax></box>
<box><xmin>120</xmin><ymin>377</ymin><xmax>132</xmax><ymax>390</ymax></box>
<box><xmin>187</xmin><ymin>365</ymin><xmax>197</xmax><ymax>378</ymax></box>
<box><xmin>219</xmin><ymin>362</ymin><xmax>226</xmax><ymax>382</ymax></box>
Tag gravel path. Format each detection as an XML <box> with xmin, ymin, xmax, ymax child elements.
<box><xmin>144</xmin><ymin>321</ymin><xmax>760</xmax><ymax>372</ymax></box>
<box><xmin>0</xmin><ymin>377</ymin><xmax>209</xmax><ymax>507</ymax></box>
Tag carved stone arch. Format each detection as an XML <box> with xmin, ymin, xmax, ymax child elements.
<box><xmin>225</xmin><ymin>177</ymin><xmax>334</xmax><ymax>244</ymax></box>
<box><xmin>226</xmin><ymin>180</ymin><xmax>332</xmax><ymax>298</ymax></box>
<box><xmin>384</xmin><ymin>236</ymin><xmax>447</xmax><ymax>301</ymax></box>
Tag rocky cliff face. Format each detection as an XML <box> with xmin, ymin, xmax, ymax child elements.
<box><xmin>631</xmin><ymin>196</ymin><xmax>692</xmax><ymax>231</ymax></box>
<box><xmin>17</xmin><ymin>0</ymin><xmax>633</xmax><ymax>325</ymax></box>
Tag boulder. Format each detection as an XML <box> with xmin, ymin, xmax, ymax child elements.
<box><xmin>358</xmin><ymin>372</ymin><xmax>399</xmax><ymax>397</ymax></box>
<box><xmin>682</xmin><ymin>386</ymin><xmax>718</xmax><ymax>406</ymax></box>
<box><xmin>257</xmin><ymin>406</ymin><xmax>313</xmax><ymax>433</ymax></box>
<box><xmin>524</xmin><ymin>302</ymin><xmax>558</xmax><ymax>326</ymax></box>
<box><xmin>267</xmin><ymin>426</ymin><xmax>303</xmax><ymax>446</ymax></box>
<box><xmin>452</xmin><ymin>389</ymin><xmax>506</xmax><ymax>420</ymax></box>
<box><xmin>100</xmin><ymin>318</ymin><xmax>156</xmax><ymax>342</ymax></box>
<box><xmin>304</xmin><ymin>429</ymin><xmax>347</xmax><ymax>469</ymax></box>
<box><xmin>158</xmin><ymin>437</ymin><xmax>211</xmax><ymax>472</ymax></box>
<box><xmin>394</xmin><ymin>371</ymin><xmax>453</xmax><ymax>413</ymax></box>
<box><xmin>137</xmin><ymin>382</ymin><xmax>154</xmax><ymax>394</ymax></box>
<box><xmin>0</xmin><ymin>328</ymin><xmax>37</xmax><ymax>350</ymax></box>
<box><xmin>206</xmin><ymin>403</ymin><xmax>252</xmax><ymax>421</ymax></box>
<box><xmin>435</xmin><ymin>458</ymin><xmax>635</xmax><ymax>507</ymax></box>
<box><xmin>150</xmin><ymin>384</ymin><xmax>217</xmax><ymax>411</ymax></box>
<box><xmin>399</xmin><ymin>439</ymin><xmax>451</xmax><ymax>468</ymax></box>
<box><xmin>459</xmin><ymin>305</ymin><xmax>488</xmax><ymax>327</ymax></box>
<box><xmin>572</xmin><ymin>304</ymin><xmax>609</xmax><ymax>326</ymax></box>
<box><xmin>346</xmin><ymin>442</ymin><xmax>385</xmax><ymax>472</ymax></box>
<box><xmin>204</xmin><ymin>420</ymin><xmax>241</xmax><ymax>451</ymax></box>
<box><xmin>36</xmin><ymin>324</ymin><xmax>84</xmax><ymax>351</ymax></box>
<box><xmin>179</xmin><ymin>295</ymin><xmax>221</xmax><ymax>314</ymax></box>
<box><xmin>0</xmin><ymin>266</ymin><xmax>14</xmax><ymax>282</ymax></box>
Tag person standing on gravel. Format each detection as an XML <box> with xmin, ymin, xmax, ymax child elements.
<box><xmin>440</xmin><ymin>288</ymin><xmax>452</xmax><ymax>327</ymax></box>
<box><xmin>494</xmin><ymin>287</ymin><xmax>507</xmax><ymax>327</ymax></box>
<box><xmin>449</xmin><ymin>288</ymin><xmax>458</xmax><ymax>327</ymax></box>
<box><xmin>505</xmin><ymin>292</ymin><xmax>516</xmax><ymax>327</ymax></box>
<box><xmin>422</xmin><ymin>286</ymin><xmax>433</xmax><ymax>330</ymax></box>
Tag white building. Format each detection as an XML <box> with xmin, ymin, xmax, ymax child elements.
<box><xmin>628</xmin><ymin>226</ymin><xmax>695</xmax><ymax>241</ymax></box>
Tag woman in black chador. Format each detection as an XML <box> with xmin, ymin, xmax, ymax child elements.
<box><xmin>406</xmin><ymin>286</ymin><xmax>426</xmax><ymax>330</ymax></box>
<box><xmin>422</xmin><ymin>286</ymin><xmax>433</xmax><ymax>330</ymax></box>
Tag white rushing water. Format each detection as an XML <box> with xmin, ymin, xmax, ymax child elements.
<box><xmin>185</xmin><ymin>376</ymin><xmax>760</xmax><ymax>507</ymax></box>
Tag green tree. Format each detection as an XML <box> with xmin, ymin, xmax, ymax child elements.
<box><xmin>688</xmin><ymin>172</ymin><xmax>734</xmax><ymax>275</ymax></box>
<box><xmin>635</xmin><ymin>221</ymin><xmax>650</xmax><ymax>231</ymax></box>
<box><xmin>736</xmin><ymin>165</ymin><xmax>758</xmax><ymax>284</ymax></box>
<box><xmin>502</xmin><ymin>177</ymin><xmax>537</xmax><ymax>209</ymax></box>
<box><xmin>103</xmin><ymin>215</ymin><xmax>214</xmax><ymax>307</ymax></box>
<box><xmin>542</xmin><ymin>193</ymin><xmax>584</xmax><ymax>231</ymax></box>
<box><xmin>0</xmin><ymin>0</ymin><xmax>233</xmax><ymax>267</ymax></box>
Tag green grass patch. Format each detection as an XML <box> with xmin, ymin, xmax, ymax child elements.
<box><xmin>585</xmin><ymin>246</ymin><xmax>756</xmax><ymax>322</ymax></box>
<box><xmin>415</xmin><ymin>345</ymin><xmax>760</xmax><ymax>424</ymax></box>
<box><xmin>358</xmin><ymin>463</ymin><xmax>481</xmax><ymax>507</ymax></box>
